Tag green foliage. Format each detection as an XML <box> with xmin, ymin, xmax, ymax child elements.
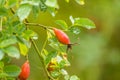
<box><xmin>0</xmin><ymin>61</ymin><xmax>4</xmax><ymax>69</ymax></box>
<box><xmin>17</xmin><ymin>4</ymin><xmax>32</xmax><ymax>21</ymax></box>
<box><xmin>70</xmin><ymin>16</ymin><xmax>95</xmax><ymax>29</ymax></box>
<box><xmin>51</xmin><ymin>70</ymin><xmax>60</xmax><ymax>78</ymax></box>
<box><xmin>0</xmin><ymin>0</ymin><xmax>96</xmax><ymax>80</ymax></box>
<box><xmin>0</xmin><ymin>7</ymin><xmax>8</xmax><ymax>17</ymax></box>
<box><xmin>45</xmin><ymin>0</ymin><xmax>58</xmax><ymax>8</ymax></box>
<box><xmin>74</xmin><ymin>18</ymin><xmax>96</xmax><ymax>29</ymax></box>
<box><xmin>3</xmin><ymin>65</ymin><xmax>21</xmax><ymax>77</ymax></box>
<box><xmin>0</xmin><ymin>0</ymin><xmax>5</xmax><ymax>7</ymax></box>
<box><xmin>69</xmin><ymin>27</ymin><xmax>81</xmax><ymax>35</ymax></box>
<box><xmin>70</xmin><ymin>75</ymin><xmax>80</xmax><ymax>80</ymax></box>
<box><xmin>8</xmin><ymin>0</ymin><xmax>18</xmax><ymax>8</ymax></box>
<box><xmin>45</xmin><ymin>51</ymin><xmax>57</xmax><ymax>65</ymax></box>
<box><xmin>0</xmin><ymin>73</ymin><xmax>8</xmax><ymax>79</ymax></box>
<box><xmin>3</xmin><ymin>46</ymin><xmax>20</xmax><ymax>59</ymax></box>
<box><xmin>0</xmin><ymin>38</ymin><xmax>17</xmax><ymax>48</ymax></box>
<box><xmin>0</xmin><ymin>50</ymin><xmax>4</xmax><ymax>60</ymax></box>
<box><xmin>45</xmin><ymin>0</ymin><xmax>59</xmax><ymax>16</ymax></box>
<box><xmin>55</xmin><ymin>20</ymin><xmax>68</xmax><ymax>30</ymax></box>
<box><xmin>18</xmin><ymin>43</ymin><xmax>28</xmax><ymax>56</ymax></box>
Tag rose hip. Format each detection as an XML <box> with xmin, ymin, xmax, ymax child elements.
<box><xmin>19</xmin><ymin>61</ymin><xmax>30</xmax><ymax>80</ymax></box>
<box><xmin>53</xmin><ymin>28</ymin><xmax>72</xmax><ymax>52</ymax></box>
<box><xmin>53</xmin><ymin>28</ymin><xmax>70</xmax><ymax>45</ymax></box>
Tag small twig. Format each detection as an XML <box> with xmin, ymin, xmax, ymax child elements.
<box><xmin>10</xmin><ymin>8</ymin><xmax>15</xmax><ymax>14</ymax></box>
<box><xmin>24</xmin><ymin>22</ymin><xmax>53</xmax><ymax>30</ymax></box>
<box><xmin>10</xmin><ymin>8</ymin><xmax>53</xmax><ymax>30</ymax></box>
<box><xmin>31</xmin><ymin>39</ymin><xmax>55</xmax><ymax>80</ymax></box>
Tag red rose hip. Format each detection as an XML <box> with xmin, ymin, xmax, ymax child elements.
<box><xmin>53</xmin><ymin>28</ymin><xmax>70</xmax><ymax>45</ymax></box>
<box><xmin>53</xmin><ymin>28</ymin><xmax>72</xmax><ymax>52</ymax></box>
<box><xmin>19</xmin><ymin>61</ymin><xmax>30</xmax><ymax>80</ymax></box>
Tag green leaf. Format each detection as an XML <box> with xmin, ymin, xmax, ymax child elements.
<box><xmin>41</xmin><ymin>49</ymin><xmax>48</xmax><ymax>60</ymax></box>
<box><xmin>60</xmin><ymin>69</ymin><xmax>68</xmax><ymax>75</ymax></box>
<box><xmin>17</xmin><ymin>3</ymin><xmax>32</xmax><ymax>21</ymax></box>
<box><xmin>69</xmin><ymin>16</ymin><xmax>74</xmax><ymax>24</ymax></box>
<box><xmin>47</xmin><ymin>7</ymin><xmax>56</xmax><ymax>17</ymax></box>
<box><xmin>59</xmin><ymin>60</ymin><xmax>67</xmax><ymax>68</ymax></box>
<box><xmin>12</xmin><ymin>21</ymin><xmax>26</xmax><ymax>35</ymax></box>
<box><xmin>39</xmin><ymin>1</ymin><xmax>47</xmax><ymax>11</ymax></box>
<box><xmin>47</xmin><ymin>30</ymin><xmax>53</xmax><ymax>39</ymax></box>
<box><xmin>59</xmin><ymin>59</ymin><xmax>70</xmax><ymax>68</ymax></box>
<box><xmin>45</xmin><ymin>0</ymin><xmax>59</xmax><ymax>16</ymax></box>
<box><xmin>55</xmin><ymin>20</ymin><xmax>68</xmax><ymax>30</ymax></box>
<box><xmin>74</xmin><ymin>18</ymin><xmax>96</xmax><ymax>29</ymax></box>
<box><xmin>61</xmin><ymin>69</ymin><xmax>69</xmax><ymax>80</ymax></box>
<box><xmin>0</xmin><ymin>50</ymin><xmax>4</xmax><ymax>60</ymax></box>
<box><xmin>43</xmin><ymin>49</ymin><xmax>48</xmax><ymax>56</ymax></box>
<box><xmin>0</xmin><ymin>0</ymin><xmax>5</xmax><ymax>7</ymax></box>
<box><xmin>0</xmin><ymin>72</ymin><xmax>8</xmax><ymax>78</ymax></box>
<box><xmin>64</xmin><ymin>74</ymin><xmax>70</xmax><ymax>80</ymax></box>
<box><xmin>23</xmin><ymin>29</ymin><xmax>37</xmax><ymax>40</ymax></box>
<box><xmin>4</xmin><ymin>46</ymin><xmax>20</xmax><ymax>59</ymax></box>
<box><xmin>0</xmin><ymin>38</ymin><xmax>17</xmax><ymax>48</ymax></box>
<box><xmin>3</xmin><ymin>65</ymin><xmax>21</xmax><ymax>77</ymax></box>
<box><xmin>16</xmin><ymin>36</ymin><xmax>31</xmax><ymax>48</ymax></box>
<box><xmin>49</xmin><ymin>37</ymin><xmax>62</xmax><ymax>51</ymax></box>
<box><xmin>32</xmin><ymin>5</ymin><xmax>40</xmax><ymax>18</ymax></box>
<box><xmin>18</xmin><ymin>43</ymin><xmax>28</xmax><ymax>56</ymax></box>
<box><xmin>70</xmin><ymin>75</ymin><xmax>80</xmax><ymax>80</ymax></box>
<box><xmin>0</xmin><ymin>7</ymin><xmax>8</xmax><ymax>17</ymax></box>
<box><xmin>45</xmin><ymin>51</ymin><xmax>57</xmax><ymax>65</ymax></box>
<box><xmin>8</xmin><ymin>0</ymin><xmax>18</xmax><ymax>8</ymax></box>
<box><xmin>2</xmin><ymin>56</ymin><xmax>11</xmax><ymax>64</ymax></box>
<box><xmin>45</xmin><ymin>0</ymin><xmax>59</xmax><ymax>8</ymax></box>
<box><xmin>75</xmin><ymin>0</ymin><xmax>85</xmax><ymax>5</ymax></box>
<box><xmin>51</xmin><ymin>70</ymin><xmax>60</xmax><ymax>78</ymax></box>
<box><xmin>69</xmin><ymin>27</ymin><xmax>81</xmax><ymax>35</ymax></box>
<box><xmin>20</xmin><ymin>0</ymin><xmax>39</xmax><ymax>6</ymax></box>
<box><xmin>0</xmin><ymin>61</ymin><xmax>4</xmax><ymax>69</ymax></box>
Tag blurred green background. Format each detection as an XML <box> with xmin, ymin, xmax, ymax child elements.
<box><xmin>24</xmin><ymin>0</ymin><xmax>120</xmax><ymax>80</ymax></box>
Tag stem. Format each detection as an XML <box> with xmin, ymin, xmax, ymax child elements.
<box><xmin>10</xmin><ymin>8</ymin><xmax>15</xmax><ymax>14</ymax></box>
<box><xmin>25</xmin><ymin>54</ymin><xmax>29</xmax><ymax>60</ymax></box>
<box><xmin>10</xmin><ymin>8</ymin><xmax>55</xmax><ymax>80</ymax></box>
<box><xmin>24</xmin><ymin>22</ymin><xmax>53</xmax><ymax>30</ymax></box>
<box><xmin>31</xmin><ymin>38</ymin><xmax>55</xmax><ymax>80</ymax></box>
<box><xmin>0</xmin><ymin>18</ymin><xmax>2</xmax><ymax>31</ymax></box>
<box><xmin>10</xmin><ymin>8</ymin><xmax>53</xmax><ymax>30</ymax></box>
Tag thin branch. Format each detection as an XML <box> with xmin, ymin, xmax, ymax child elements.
<box><xmin>10</xmin><ymin>8</ymin><xmax>15</xmax><ymax>14</ymax></box>
<box><xmin>24</xmin><ymin>22</ymin><xmax>53</xmax><ymax>30</ymax></box>
<box><xmin>31</xmin><ymin>39</ymin><xmax>55</xmax><ymax>80</ymax></box>
<box><xmin>10</xmin><ymin>8</ymin><xmax>53</xmax><ymax>30</ymax></box>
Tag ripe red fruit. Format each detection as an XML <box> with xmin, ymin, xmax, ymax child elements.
<box><xmin>53</xmin><ymin>28</ymin><xmax>72</xmax><ymax>52</ymax></box>
<box><xmin>53</xmin><ymin>28</ymin><xmax>70</xmax><ymax>45</ymax></box>
<box><xmin>19</xmin><ymin>61</ymin><xmax>30</xmax><ymax>80</ymax></box>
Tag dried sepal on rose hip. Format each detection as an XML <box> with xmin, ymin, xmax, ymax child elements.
<box><xmin>53</xmin><ymin>28</ymin><xmax>72</xmax><ymax>51</ymax></box>
<box><xmin>47</xmin><ymin>58</ymin><xmax>58</xmax><ymax>72</ymax></box>
<box><xmin>19</xmin><ymin>60</ymin><xmax>30</xmax><ymax>80</ymax></box>
<box><xmin>47</xmin><ymin>62</ymin><xmax>56</xmax><ymax>71</ymax></box>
